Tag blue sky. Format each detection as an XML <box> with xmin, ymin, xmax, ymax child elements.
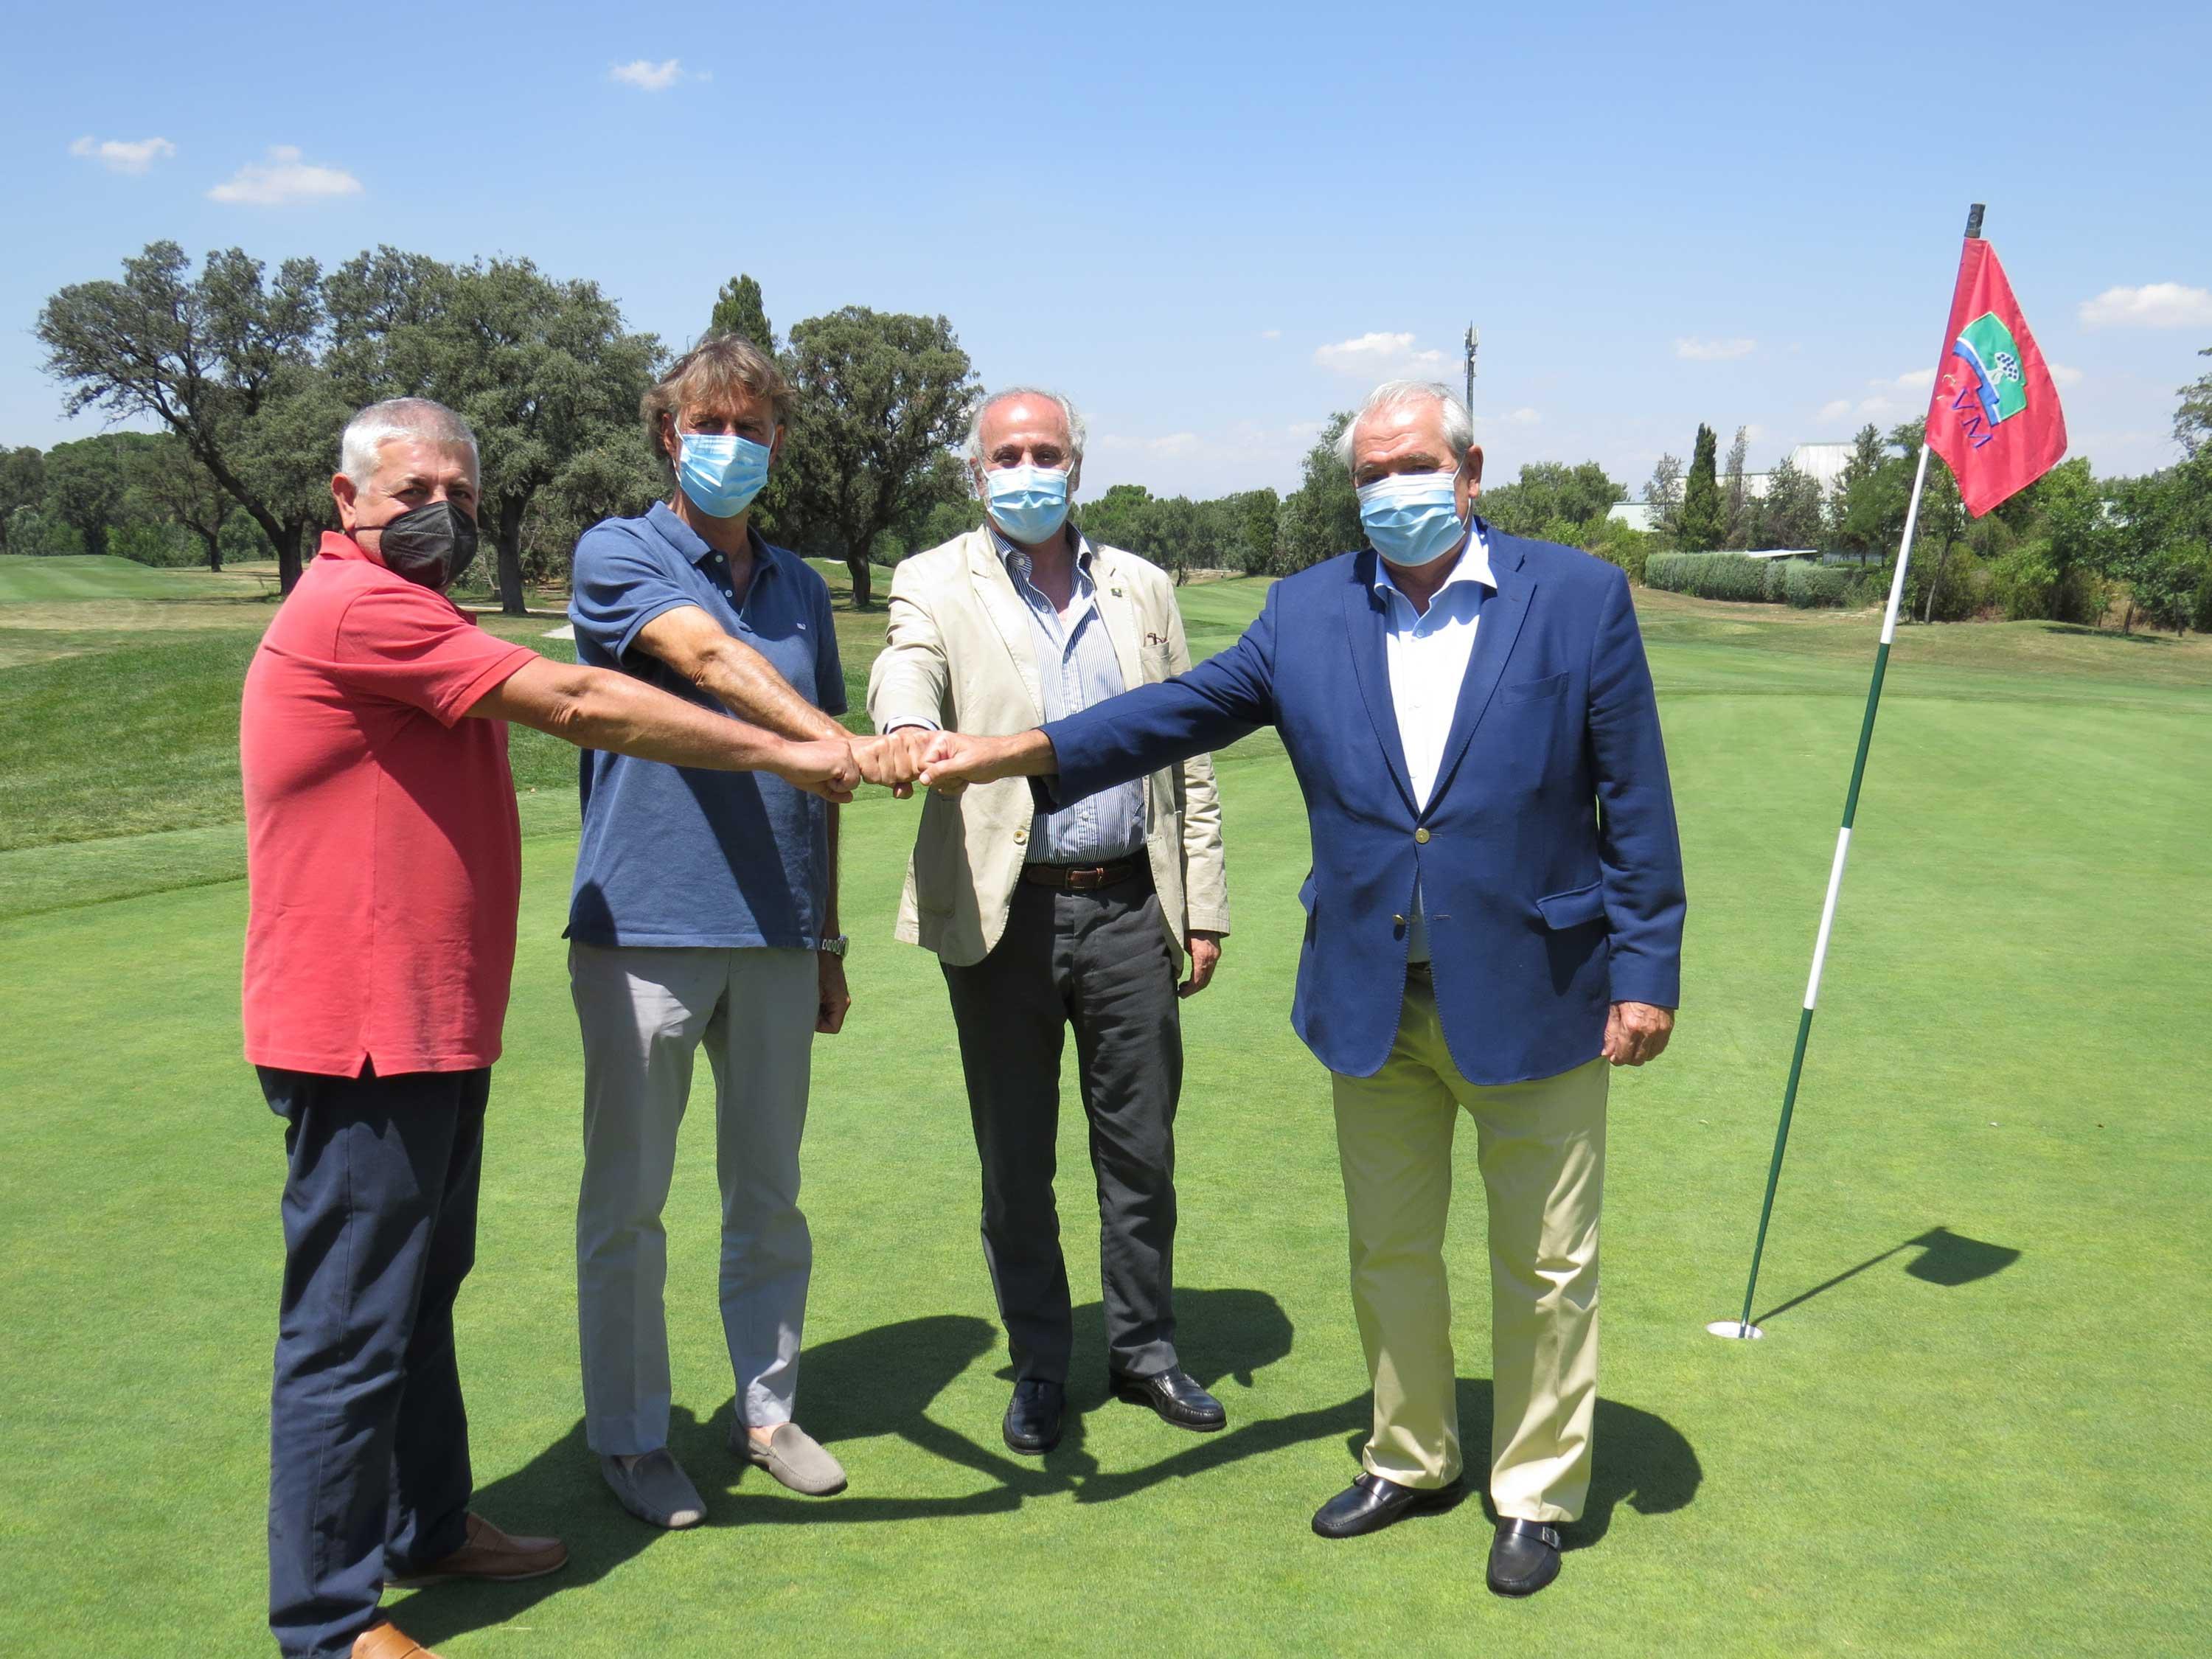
<box><xmin>5</xmin><ymin>0</ymin><xmax>2208</xmax><ymax>500</ymax></box>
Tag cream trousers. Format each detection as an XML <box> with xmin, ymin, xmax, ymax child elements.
<box><xmin>1330</xmin><ymin>973</ymin><xmax>1607</xmax><ymax>1523</ymax></box>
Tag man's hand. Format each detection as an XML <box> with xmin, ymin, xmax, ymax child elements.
<box><xmin>815</xmin><ymin>950</ymin><xmax>851</xmax><ymax>1034</ymax></box>
<box><xmin>1180</xmin><ymin>931</ymin><xmax>1224</xmax><ymax>999</ymax></box>
<box><xmin>852</xmin><ymin>732</ymin><xmax>925</xmax><ymax>798</ymax></box>
<box><xmin>916</xmin><ymin>729</ymin><xmax>1054</xmax><ymax>796</ymax></box>
<box><xmin>1602</xmin><ymin>1001</ymin><xmax>1674</xmax><ymax>1066</ymax></box>
<box><xmin>773</xmin><ymin>736</ymin><xmax>860</xmax><ymax>803</ymax></box>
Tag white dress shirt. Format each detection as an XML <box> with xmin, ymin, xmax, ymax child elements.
<box><xmin>1374</xmin><ymin>529</ymin><xmax>1493</xmax><ymax>962</ymax></box>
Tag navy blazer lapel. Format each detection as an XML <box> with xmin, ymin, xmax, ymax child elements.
<box><xmin>1425</xmin><ymin>528</ymin><xmax>1533</xmax><ymax>814</ymax></box>
<box><xmin>1342</xmin><ymin>552</ymin><xmax>1417</xmax><ymax>815</ymax></box>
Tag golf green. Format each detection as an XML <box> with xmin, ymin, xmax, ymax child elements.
<box><xmin>0</xmin><ymin>564</ymin><xmax>2205</xmax><ymax>1655</ymax></box>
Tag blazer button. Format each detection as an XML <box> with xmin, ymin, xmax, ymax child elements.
<box><xmin>1014</xmin><ymin>828</ymin><xmax>1029</xmax><ymax>844</ymax></box>
<box><xmin>1414</xmin><ymin>828</ymin><xmax>1431</xmax><ymax>844</ymax></box>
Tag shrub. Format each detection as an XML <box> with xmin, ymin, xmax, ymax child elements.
<box><xmin>1785</xmin><ymin>561</ymin><xmax>1863</xmax><ymax>608</ymax></box>
<box><xmin>1992</xmin><ymin>544</ymin><xmax>2058</xmax><ymax>619</ymax></box>
<box><xmin>1645</xmin><ymin>551</ymin><xmax>1777</xmax><ymax>603</ymax></box>
<box><xmin>1902</xmin><ymin>546</ymin><xmax>1986</xmax><ymax>622</ymax></box>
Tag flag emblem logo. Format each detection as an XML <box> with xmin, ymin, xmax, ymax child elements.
<box><xmin>1950</xmin><ymin>311</ymin><xmax>2028</xmax><ymax>428</ymax></box>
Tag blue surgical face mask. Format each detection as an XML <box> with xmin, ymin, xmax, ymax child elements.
<box><xmin>984</xmin><ymin>463</ymin><xmax>1072</xmax><ymax>546</ymax></box>
<box><xmin>1356</xmin><ymin>470</ymin><xmax>1469</xmax><ymax>569</ymax></box>
<box><xmin>678</xmin><ymin>431</ymin><xmax>773</xmax><ymax>518</ymax></box>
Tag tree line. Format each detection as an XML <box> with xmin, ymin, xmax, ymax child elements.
<box><xmin>21</xmin><ymin>241</ymin><xmax>2212</xmax><ymax>632</ymax></box>
<box><xmin>30</xmin><ymin>246</ymin><xmax>984</xmax><ymax>611</ymax></box>
<box><xmin>1630</xmin><ymin>369</ymin><xmax>2212</xmax><ymax>632</ymax></box>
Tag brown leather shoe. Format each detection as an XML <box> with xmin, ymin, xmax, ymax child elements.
<box><xmin>353</xmin><ymin>1622</ymin><xmax>443</xmax><ymax>1658</ymax></box>
<box><xmin>385</xmin><ymin>1511</ymin><xmax>568</xmax><ymax>1587</ymax></box>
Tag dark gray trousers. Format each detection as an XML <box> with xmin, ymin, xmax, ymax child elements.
<box><xmin>941</xmin><ymin>874</ymin><xmax>1184</xmax><ymax>1385</ymax></box>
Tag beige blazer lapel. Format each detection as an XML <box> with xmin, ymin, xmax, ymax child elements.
<box><xmin>964</xmin><ymin>528</ymin><xmax>1046</xmax><ymax>723</ymax></box>
<box><xmin>1087</xmin><ymin>542</ymin><xmax>1146</xmax><ymax>690</ymax></box>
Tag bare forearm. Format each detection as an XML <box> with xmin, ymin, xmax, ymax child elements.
<box><xmin>560</xmin><ymin>676</ymin><xmax>797</xmax><ymax>770</ymax></box>
<box><xmin>825</xmin><ymin>804</ymin><xmax>841</xmax><ymax>933</ymax></box>
<box><xmin>491</xmin><ymin>661</ymin><xmax>793</xmax><ymax>772</ymax></box>
<box><xmin>695</xmin><ymin>637</ymin><xmax>848</xmax><ymax>741</ymax></box>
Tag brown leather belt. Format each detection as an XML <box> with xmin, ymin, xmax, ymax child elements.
<box><xmin>1020</xmin><ymin>858</ymin><xmax>1146</xmax><ymax>893</ymax></box>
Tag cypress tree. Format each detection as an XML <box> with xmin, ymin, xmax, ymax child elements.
<box><xmin>1680</xmin><ymin>422</ymin><xmax>1725</xmax><ymax>550</ymax></box>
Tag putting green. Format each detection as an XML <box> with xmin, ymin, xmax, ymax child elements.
<box><xmin>0</xmin><ymin>568</ymin><xmax>2205</xmax><ymax>1655</ymax></box>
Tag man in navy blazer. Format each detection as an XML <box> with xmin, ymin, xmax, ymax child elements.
<box><xmin>917</xmin><ymin>380</ymin><xmax>1685</xmax><ymax>1597</ymax></box>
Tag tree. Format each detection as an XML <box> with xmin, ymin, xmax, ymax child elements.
<box><xmin>1479</xmin><ymin>461</ymin><xmax>1624</xmax><ymax>538</ymax></box>
<box><xmin>1079</xmin><ymin>483</ymin><xmax>1156</xmax><ymax>554</ymax></box>
<box><xmin>2175</xmin><ymin>344</ymin><xmax>2212</xmax><ymax>459</ymax></box>
<box><xmin>328</xmin><ymin>253</ymin><xmax>664</xmax><ymax>613</ymax></box>
<box><xmin>41</xmin><ymin>437</ymin><xmax>128</xmax><ymax>558</ymax></box>
<box><xmin>1828</xmin><ymin>424</ymin><xmax>1905</xmax><ymax>560</ymax></box>
<box><xmin>1641</xmin><ymin>452</ymin><xmax>1683</xmax><ymax>541</ymax></box>
<box><xmin>1274</xmin><ymin>414</ymin><xmax>1360</xmax><ymax>573</ymax></box>
<box><xmin>0</xmin><ymin>447</ymin><xmax>44</xmax><ymax>553</ymax></box>
<box><xmin>38</xmin><ymin>243</ymin><xmax>334</xmax><ymax>592</ymax></box>
<box><xmin>1750</xmin><ymin>454</ymin><xmax>1822</xmax><ymax>549</ymax></box>
<box><xmin>1678</xmin><ymin>423</ymin><xmax>1723</xmax><ymax>550</ymax></box>
<box><xmin>709</xmin><ymin>274</ymin><xmax>775</xmax><ymax>352</ymax></box>
<box><xmin>1225</xmin><ymin>487</ymin><xmax>1281</xmax><ymax>573</ymax></box>
<box><xmin>139</xmin><ymin>434</ymin><xmax>234</xmax><ymax>571</ymax></box>
<box><xmin>1721</xmin><ymin>425</ymin><xmax>1750</xmax><ymax>548</ymax></box>
<box><xmin>775</xmin><ymin>307</ymin><xmax>978</xmax><ymax>609</ymax></box>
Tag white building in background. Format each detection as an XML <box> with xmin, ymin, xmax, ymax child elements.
<box><xmin>1607</xmin><ymin>441</ymin><xmax>1857</xmax><ymax>532</ymax></box>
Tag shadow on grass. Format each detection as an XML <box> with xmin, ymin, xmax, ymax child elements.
<box><xmin>1756</xmin><ymin>1225</ymin><xmax>2022</xmax><ymax>1326</ymax></box>
<box><xmin>2037</xmin><ymin>623</ymin><xmax>2177</xmax><ymax>647</ymax></box>
<box><xmin>386</xmin><ymin>1292</ymin><xmax>1297</xmax><ymax>1646</ymax></box>
<box><xmin>1079</xmin><ymin>1381</ymin><xmax>1697</xmax><ymax>1551</ymax></box>
<box><xmin>392</xmin><ymin>1289</ymin><xmax>1698</xmax><ymax>1644</ymax></box>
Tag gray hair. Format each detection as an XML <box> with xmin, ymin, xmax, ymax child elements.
<box><xmin>339</xmin><ymin>397</ymin><xmax>480</xmax><ymax>487</ymax></box>
<box><xmin>964</xmin><ymin>386</ymin><xmax>1087</xmax><ymax>467</ymax></box>
<box><xmin>1335</xmin><ymin>380</ymin><xmax>1475</xmax><ymax>473</ymax></box>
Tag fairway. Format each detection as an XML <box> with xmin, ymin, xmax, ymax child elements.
<box><xmin>1</xmin><ymin>559</ymin><xmax>2208</xmax><ymax>1657</ymax></box>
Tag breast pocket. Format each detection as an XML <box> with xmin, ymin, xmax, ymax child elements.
<box><xmin>1500</xmin><ymin>671</ymin><xmax>1568</xmax><ymax>705</ymax></box>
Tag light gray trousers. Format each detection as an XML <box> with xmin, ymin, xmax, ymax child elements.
<box><xmin>570</xmin><ymin>941</ymin><xmax>816</xmax><ymax>1455</ymax></box>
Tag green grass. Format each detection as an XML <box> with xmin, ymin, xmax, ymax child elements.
<box><xmin>1</xmin><ymin>558</ymin><xmax>2208</xmax><ymax>1655</ymax></box>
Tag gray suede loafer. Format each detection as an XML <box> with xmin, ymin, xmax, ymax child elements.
<box><xmin>599</xmin><ymin>1448</ymin><xmax>705</xmax><ymax>1529</ymax></box>
<box><xmin>734</xmin><ymin>1419</ymin><xmax>847</xmax><ymax>1496</ymax></box>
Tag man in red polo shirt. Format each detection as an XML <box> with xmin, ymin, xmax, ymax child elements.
<box><xmin>243</xmin><ymin>397</ymin><xmax>863</xmax><ymax>1659</ymax></box>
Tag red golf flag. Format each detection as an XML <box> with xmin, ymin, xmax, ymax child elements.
<box><xmin>1924</xmin><ymin>237</ymin><xmax>2067</xmax><ymax>517</ymax></box>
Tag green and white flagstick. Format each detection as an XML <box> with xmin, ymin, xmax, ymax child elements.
<box><xmin>1707</xmin><ymin>204</ymin><xmax>1983</xmax><ymax>1343</ymax></box>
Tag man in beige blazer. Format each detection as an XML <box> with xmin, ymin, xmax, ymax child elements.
<box><xmin>867</xmin><ymin>387</ymin><xmax>1231</xmax><ymax>1455</ymax></box>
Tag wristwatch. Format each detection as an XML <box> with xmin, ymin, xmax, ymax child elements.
<box><xmin>820</xmin><ymin>935</ymin><xmax>849</xmax><ymax>959</ymax></box>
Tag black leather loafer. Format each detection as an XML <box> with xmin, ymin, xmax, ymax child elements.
<box><xmin>1310</xmin><ymin>1471</ymin><xmax>1464</xmax><ymax>1538</ymax></box>
<box><xmin>1487</xmin><ymin>1518</ymin><xmax>1563</xmax><ymax>1596</ymax></box>
<box><xmin>1002</xmin><ymin>1379</ymin><xmax>1064</xmax><ymax>1454</ymax></box>
<box><xmin>1109</xmin><ymin>1365</ymin><xmax>1227</xmax><ymax>1432</ymax></box>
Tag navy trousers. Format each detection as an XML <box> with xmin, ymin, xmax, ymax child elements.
<box><xmin>261</xmin><ymin>1065</ymin><xmax>487</xmax><ymax>1659</ymax></box>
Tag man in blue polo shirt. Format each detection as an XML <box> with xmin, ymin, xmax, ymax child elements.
<box><xmin>567</xmin><ymin>333</ymin><xmax>877</xmax><ymax>1528</ymax></box>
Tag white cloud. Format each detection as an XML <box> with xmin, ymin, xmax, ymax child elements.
<box><xmin>1674</xmin><ymin>336</ymin><xmax>1756</xmax><ymax>361</ymax></box>
<box><xmin>1259</xmin><ymin>329</ymin><xmax>1281</xmax><ymax>341</ymax></box>
<box><xmin>1821</xmin><ymin>394</ymin><xmax>1907</xmax><ymax>423</ymax></box>
<box><xmin>611</xmin><ymin>58</ymin><xmax>685</xmax><ymax>91</ymax></box>
<box><xmin>1886</xmin><ymin>367</ymin><xmax>1935</xmax><ymax>391</ymax></box>
<box><xmin>2078</xmin><ymin>282</ymin><xmax>2212</xmax><ymax>329</ymax></box>
<box><xmin>1313</xmin><ymin>331</ymin><xmax>1447</xmax><ymax>378</ymax></box>
<box><xmin>69</xmin><ymin>135</ymin><xmax>175</xmax><ymax>175</ymax></box>
<box><xmin>1507</xmin><ymin>407</ymin><xmax>1541</xmax><ymax>425</ymax></box>
<box><xmin>2051</xmin><ymin>363</ymin><xmax>2083</xmax><ymax>388</ymax></box>
<box><xmin>207</xmin><ymin>146</ymin><xmax>362</xmax><ymax>206</ymax></box>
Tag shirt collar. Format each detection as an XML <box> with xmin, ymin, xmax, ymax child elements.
<box><xmin>992</xmin><ymin>524</ymin><xmax>1093</xmax><ymax>583</ymax></box>
<box><xmin>1373</xmin><ymin>523</ymin><xmax>1493</xmax><ymax>604</ymax></box>
<box><xmin>647</xmin><ymin>499</ymin><xmax>775</xmax><ymax>577</ymax></box>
